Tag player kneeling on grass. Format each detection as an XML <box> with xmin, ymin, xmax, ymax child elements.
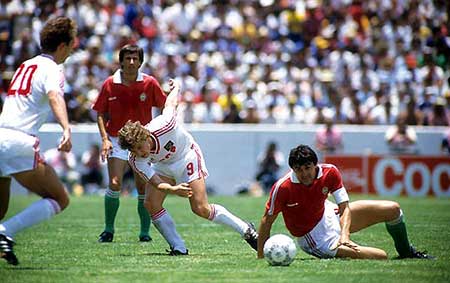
<box><xmin>117</xmin><ymin>79</ymin><xmax>258</xmax><ymax>255</ymax></box>
<box><xmin>257</xmin><ymin>144</ymin><xmax>433</xmax><ymax>260</ymax></box>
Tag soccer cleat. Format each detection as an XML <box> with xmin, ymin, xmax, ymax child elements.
<box><xmin>407</xmin><ymin>246</ymin><xmax>435</xmax><ymax>259</ymax></box>
<box><xmin>98</xmin><ymin>231</ymin><xmax>114</xmax><ymax>243</ymax></box>
<box><xmin>243</xmin><ymin>222</ymin><xmax>258</xmax><ymax>251</ymax></box>
<box><xmin>139</xmin><ymin>235</ymin><xmax>152</xmax><ymax>242</ymax></box>
<box><xmin>166</xmin><ymin>247</ymin><xmax>189</xmax><ymax>256</ymax></box>
<box><xmin>0</xmin><ymin>234</ymin><xmax>19</xmax><ymax>265</ymax></box>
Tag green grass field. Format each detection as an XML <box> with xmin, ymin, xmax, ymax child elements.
<box><xmin>1</xmin><ymin>194</ymin><xmax>449</xmax><ymax>283</ymax></box>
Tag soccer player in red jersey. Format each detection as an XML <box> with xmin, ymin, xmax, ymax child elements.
<box><xmin>257</xmin><ymin>144</ymin><xmax>433</xmax><ymax>260</ymax></box>
<box><xmin>92</xmin><ymin>44</ymin><xmax>167</xmax><ymax>243</ymax></box>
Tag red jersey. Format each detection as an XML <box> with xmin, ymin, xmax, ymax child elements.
<box><xmin>265</xmin><ymin>164</ymin><xmax>344</xmax><ymax>237</ymax></box>
<box><xmin>92</xmin><ymin>70</ymin><xmax>166</xmax><ymax>136</ymax></box>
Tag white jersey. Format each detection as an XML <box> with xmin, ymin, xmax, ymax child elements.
<box><xmin>129</xmin><ymin>107</ymin><xmax>208</xmax><ymax>183</ymax></box>
<box><xmin>0</xmin><ymin>54</ymin><xmax>64</xmax><ymax>136</ymax></box>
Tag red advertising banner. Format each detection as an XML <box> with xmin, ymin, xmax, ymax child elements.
<box><xmin>324</xmin><ymin>155</ymin><xmax>450</xmax><ymax>197</ymax></box>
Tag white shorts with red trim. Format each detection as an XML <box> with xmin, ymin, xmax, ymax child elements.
<box><xmin>153</xmin><ymin>142</ymin><xmax>209</xmax><ymax>184</ymax></box>
<box><xmin>297</xmin><ymin>200</ymin><xmax>341</xmax><ymax>258</ymax></box>
<box><xmin>108</xmin><ymin>136</ymin><xmax>129</xmax><ymax>161</ymax></box>
<box><xmin>0</xmin><ymin>128</ymin><xmax>41</xmax><ymax>176</ymax></box>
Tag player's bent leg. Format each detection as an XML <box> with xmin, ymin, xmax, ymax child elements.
<box><xmin>349</xmin><ymin>200</ymin><xmax>401</xmax><ymax>233</ymax></box>
<box><xmin>0</xmin><ymin>176</ymin><xmax>11</xmax><ymax>221</ymax></box>
<box><xmin>146</xmin><ymin>175</ymin><xmax>187</xmax><ymax>254</ymax></box>
<box><xmin>336</xmin><ymin>245</ymin><xmax>388</xmax><ymax>260</ymax></box>
<box><xmin>13</xmin><ymin>163</ymin><xmax>69</xmax><ymax>210</ymax></box>
<box><xmin>188</xmin><ymin>177</ymin><xmax>211</xmax><ymax>219</ymax></box>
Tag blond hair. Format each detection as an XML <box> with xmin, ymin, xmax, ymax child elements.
<box><xmin>118</xmin><ymin>120</ymin><xmax>150</xmax><ymax>151</ymax></box>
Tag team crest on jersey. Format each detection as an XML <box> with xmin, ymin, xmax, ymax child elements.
<box><xmin>139</xmin><ymin>93</ymin><xmax>146</xmax><ymax>101</ymax></box>
<box><xmin>322</xmin><ymin>187</ymin><xmax>329</xmax><ymax>194</ymax></box>
<box><xmin>164</xmin><ymin>140</ymin><xmax>174</xmax><ymax>152</ymax></box>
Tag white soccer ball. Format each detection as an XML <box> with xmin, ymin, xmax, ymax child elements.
<box><xmin>263</xmin><ymin>234</ymin><xmax>297</xmax><ymax>266</ymax></box>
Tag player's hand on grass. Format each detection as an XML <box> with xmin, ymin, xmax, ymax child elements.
<box><xmin>331</xmin><ymin>239</ymin><xmax>360</xmax><ymax>252</ymax></box>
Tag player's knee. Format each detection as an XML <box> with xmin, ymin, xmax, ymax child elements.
<box><xmin>191</xmin><ymin>204</ymin><xmax>209</xmax><ymax>219</ymax></box>
<box><xmin>386</xmin><ymin>201</ymin><xmax>401</xmax><ymax>219</ymax></box>
<box><xmin>109</xmin><ymin>178</ymin><xmax>122</xmax><ymax>190</ymax></box>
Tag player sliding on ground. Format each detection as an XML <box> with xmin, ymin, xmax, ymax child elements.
<box><xmin>257</xmin><ymin>144</ymin><xmax>433</xmax><ymax>260</ymax></box>
<box><xmin>117</xmin><ymin>79</ymin><xmax>258</xmax><ymax>255</ymax></box>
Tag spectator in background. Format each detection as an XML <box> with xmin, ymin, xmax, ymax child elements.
<box><xmin>255</xmin><ymin>141</ymin><xmax>285</xmax><ymax>193</ymax></box>
<box><xmin>80</xmin><ymin>144</ymin><xmax>104</xmax><ymax>194</ymax></box>
<box><xmin>43</xmin><ymin>147</ymin><xmax>80</xmax><ymax>194</ymax></box>
<box><xmin>385</xmin><ymin>115</ymin><xmax>418</xmax><ymax>155</ymax></box>
<box><xmin>315</xmin><ymin>118</ymin><xmax>343</xmax><ymax>155</ymax></box>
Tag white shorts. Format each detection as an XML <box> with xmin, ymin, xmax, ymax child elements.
<box><xmin>153</xmin><ymin>143</ymin><xmax>209</xmax><ymax>184</ymax></box>
<box><xmin>297</xmin><ymin>200</ymin><xmax>341</xmax><ymax>258</ymax></box>
<box><xmin>109</xmin><ymin>136</ymin><xmax>129</xmax><ymax>161</ymax></box>
<box><xmin>0</xmin><ymin>128</ymin><xmax>41</xmax><ymax>176</ymax></box>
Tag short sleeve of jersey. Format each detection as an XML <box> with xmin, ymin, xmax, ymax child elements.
<box><xmin>43</xmin><ymin>64</ymin><xmax>64</xmax><ymax>96</ymax></box>
<box><xmin>265</xmin><ymin>183</ymin><xmax>286</xmax><ymax>216</ymax></box>
<box><xmin>148</xmin><ymin>77</ymin><xmax>167</xmax><ymax>108</ymax></box>
<box><xmin>129</xmin><ymin>154</ymin><xmax>155</xmax><ymax>182</ymax></box>
<box><xmin>327</xmin><ymin>165</ymin><xmax>344</xmax><ymax>193</ymax></box>
<box><xmin>92</xmin><ymin>80</ymin><xmax>110</xmax><ymax>113</ymax></box>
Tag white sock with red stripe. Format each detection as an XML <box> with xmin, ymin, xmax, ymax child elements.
<box><xmin>151</xmin><ymin>208</ymin><xmax>187</xmax><ymax>253</ymax></box>
<box><xmin>208</xmin><ymin>204</ymin><xmax>249</xmax><ymax>237</ymax></box>
<box><xmin>0</xmin><ymin>198</ymin><xmax>61</xmax><ymax>238</ymax></box>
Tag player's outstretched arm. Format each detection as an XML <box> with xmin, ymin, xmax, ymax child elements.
<box><xmin>148</xmin><ymin>173</ymin><xmax>192</xmax><ymax>198</ymax></box>
<box><xmin>48</xmin><ymin>90</ymin><xmax>72</xmax><ymax>152</ymax></box>
<box><xmin>257</xmin><ymin>212</ymin><xmax>278</xmax><ymax>258</ymax></box>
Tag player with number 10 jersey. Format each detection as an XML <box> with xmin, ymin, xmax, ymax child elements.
<box><xmin>0</xmin><ymin>55</ymin><xmax>64</xmax><ymax>136</ymax></box>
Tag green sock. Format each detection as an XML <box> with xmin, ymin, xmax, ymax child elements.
<box><xmin>138</xmin><ymin>195</ymin><xmax>151</xmax><ymax>237</ymax></box>
<box><xmin>104</xmin><ymin>189</ymin><xmax>120</xmax><ymax>233</ymax></box>
<box><xmin>385</xmin><ymin>211</ymin><xmax>412</xmax><ymax>257</ymax></box>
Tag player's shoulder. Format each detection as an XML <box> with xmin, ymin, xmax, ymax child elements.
<box><xmin>142</xmin><ymin>73</ymin><xmax>158</xmax><ymax>83</ymax></box>
<box><xmin>319</xmin><ymin>163</ymin><xmax>341</xmax><ymax>179</ymax></box>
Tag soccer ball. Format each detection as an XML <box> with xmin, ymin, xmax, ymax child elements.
<box><xmin>263</xmin><ymin>234</ymin><xmax>297</xmax><ymax>266</ymax></box>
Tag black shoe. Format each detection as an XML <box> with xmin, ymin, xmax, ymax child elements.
<box><xmin>98</xmin><ymin>231</ymin><xmax>114</xmax><ymax>243</ymax></box>
<box><xmin>139</xmin><ymin>235</ymin><xmax>152</xmax><ymax>242</ymax></box>
<box><xmin>166</xmin><ymin>247</ymin><xmax>189</xmax><ymax>256</ymax></box>
<box><xmin>407</xmin><ymin>246</ymin><xmax>435</xmax><ymax>259</ymax></box>
<box><xmin>0</xmin><ymin>234</ymin><xmax>18</xmax><ymax>265</ymax></box>
<box><xmin>243</xmin><ymin>222</ymin><xmax>258</xmax><ymax>251</ymax></box>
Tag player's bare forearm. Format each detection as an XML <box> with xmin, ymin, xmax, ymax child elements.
<box><xmin>48</xmin><ymin>90</ymin><xmax>70</xmax><ymax>132</ymax></box>
<box><xmin>338</xmin><ymin>201</ymin><xmax>352</xmax><ymax>242</ymax></box>
<box><xmin>96</xmin><ymin>113</ymin><xmax>109</xmax><ymax>141</ymax></box>
<box><xmin>257</xmin><ymin>214</ymin><xmax>276</xmax><ymax>258</ymax></box>
<box><xmin>164</xmin><ymin>79</ymin><xmax>180</xmax><ymax>109</ymax></box>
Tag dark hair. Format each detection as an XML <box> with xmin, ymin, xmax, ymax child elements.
<box><xmin>40</xmin><ymin>17</ymin><xmax>77</xmax><ymax>53</ymax></box>
<box><xmin>288</xmin><ymin>144</ymin><xmax>318</xmax><ymax>169</ymax></box>
<box><xmin>119</xmin><ymin>44</ymin><xmax>144</xmax><ymax>64</ymax></box>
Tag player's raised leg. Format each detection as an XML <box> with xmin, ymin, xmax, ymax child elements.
<box><xmin>135</xmin><ymin>172</ymin><xmax>151</xmax><ymax>242</ymax></box>
<box><xmin>188</xmin><ymin>177</ymin><xmax>258</xmax><ymax>251</ymax></box>
<box><xmin>349</xmin><ymin>200</ymin><xmax>433</xmax><ymax>259</ymax></box>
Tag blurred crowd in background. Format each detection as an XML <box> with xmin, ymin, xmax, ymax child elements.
<box><xmin>0</xmin><ymin>0</ymin><xmax>449</xmax><ymax>127</ymax></box>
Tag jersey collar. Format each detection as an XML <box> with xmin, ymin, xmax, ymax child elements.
<box><xmin>112</xmin><ymin>70</ymin><xmax>144</xmax><ymax>84</ymax></box>
<box><xmin>289</xmin><ymin>164</ymin><xmax>324</xmax><ymax>183</ymax></box>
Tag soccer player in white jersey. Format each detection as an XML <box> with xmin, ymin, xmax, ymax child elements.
<box><xmin>257</xmin><ymin>144</ymin><xmax>433</xmax><ymax>260</ymax></box>
<box><xmin>117</xmin><ymin>79</ymin><xmax>258</xmax><ymax>255</ymax></box>
<box><xmin>0</xmin><ymin>17</ymin><xmax>77</xmax><ymax>265</ymax></box>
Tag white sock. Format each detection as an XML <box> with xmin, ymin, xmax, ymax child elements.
<box><xmin>152</xmin><ymin>208</ymin><xmax>187</xmax><ymax>253</ymax></box>
<box><xmin>0</xmin><ymin>198</ymin><xmax>61</xmax><ymax>238</ymax></box>
<box><xmin>209</xmin><ymin>204</ymin><xmax>249</xmax><ymax>236</ymax></box>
